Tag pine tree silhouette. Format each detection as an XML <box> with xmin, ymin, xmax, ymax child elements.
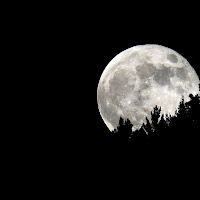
<box><xmin>106</xmin><ymin>85</ymin><xmax>200</xmax><ymax>151</ymax></box>
<box><xmin>187</xmin><ymin>94</ymin><xmax>200</xmax><ymax>123</ymax></box>
<box><xmin>165</xmin><ymin>113</ymin><xmax>172</xmax><ymax>125</ymax></box>
<box><xmin>158</xmin><ymin>114</ymin><xmax>168</xmax><ymax>130</ymax></box>
<box><xmin>151</xmin><ymin>105</ymin><xmax>161</xmax><ymax>131</ymax></box>
<box><xmin>130</xmin><ymin>126</ymin><xmax>149</xmax><ymax>146</ymax></box>
<box><xmin>112</xmin><ymin>117</ymin><xmax>133</xmax><ymax>145</ymax></box>
<box><xmin>176</xmin><ymin>97</ymin><xmax>189</xmax><ymax>119</ymax></box>
<box><xmin>142</xmin><ymin>117</ymin><xmax>153</xmax><ymax>136</ymax></box>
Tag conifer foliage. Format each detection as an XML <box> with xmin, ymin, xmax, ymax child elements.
<box><xmin>108</xmin><ymin>86</ymin><xmax>200</xmax><ymax>149</ymax></box>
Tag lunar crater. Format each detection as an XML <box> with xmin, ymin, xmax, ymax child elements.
<box><xmin>167</xmin><ymin>54</ymin><xmax>178</xmax><ymax>63</ymax></box>
<box><xmin>154</xmin><ymin>65</ymin><xmax>174</xmax><ymax>86</ymax></box>
<box><xmin>175</xmin><ymin>68</ymin><xmax>188</xmax><ymax>80</ymax></box>
<box><xmin>136</xmin><ymin>63</ymin><xmax>156</xmax><ymax>79</ymax></box>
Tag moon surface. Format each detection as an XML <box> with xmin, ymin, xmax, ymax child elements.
<box><xmin>97</xmin><ymin>45</ymin><xmax>200</xmax><ymax>132</ymax></box>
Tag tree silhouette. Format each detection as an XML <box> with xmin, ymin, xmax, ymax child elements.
<box><xmin>112</xmin><ymin>117</ymin><xmax>133</xmax><ymax>144</ymax></box>
<box><xmin>151</xmin><ymin>105</ymin><xmax>161</xmax><ymax>131</ymax></box>
<box><xmin>165</xmin><ymin>114</ymin><xmax>172</xmax><ymax>126</ymax></box>
<box><xmin>158</xmin><ymin>114</ymin><xmax>168</xmax><ymax>130</ymax></box>
<box><xmin>106</xmin><ymin>85</ymin><xmax>200</xmax><ymax>151</ymax></box>
<box><xmin>187</xmin><ymin>94</ymin><xmax>200</xmax><ymax>123</ymax></box>
<box><xmin>176</xmin><ymin>97</ymin><xmax>189</xmax><ymax>119</ymax></box>
<box><xmin>142</xmin><ymin>117</ymin><xmax>152</xmax><ymax>136</ymax></box>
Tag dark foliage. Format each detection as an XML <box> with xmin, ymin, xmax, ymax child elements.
<box><xmin>104</xmin><ymin>86</ymin><xmax>200</xmax><ymax>154</ymax></box>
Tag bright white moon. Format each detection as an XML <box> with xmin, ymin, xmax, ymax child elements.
<box><xmin>97</xmin><ymin>44</ymin><xmax>200</xmax><ymax>131</ymax></box>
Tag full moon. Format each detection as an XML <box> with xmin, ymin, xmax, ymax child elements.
<box><xmin>97</xmin><ymin>44</ymin><xmax>200</xmax><ymax>131</ymax></box>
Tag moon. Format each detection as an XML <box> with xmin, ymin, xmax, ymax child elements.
<box><xmin>97</xmin><ymin>44</ymin><xmax>200</xmax><ymax>131</ymax></box>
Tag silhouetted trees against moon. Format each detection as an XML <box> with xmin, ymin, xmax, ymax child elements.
<box><xmin>103</xmin><ymin>84</ymin><xmax>200</xmax><ymax>151</ymax></box>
